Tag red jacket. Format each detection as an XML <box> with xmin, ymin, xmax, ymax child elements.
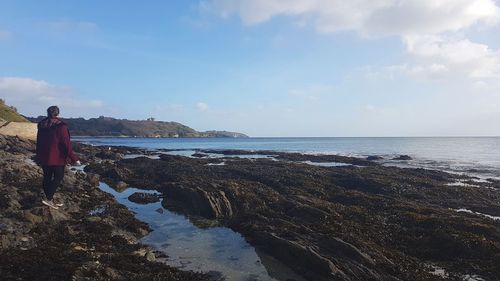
<box><xmin>36</xmin><ymin>117</ymin><xmax>78</xmax><ymax>166</ymax></box>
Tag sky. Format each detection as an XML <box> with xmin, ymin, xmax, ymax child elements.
<box><xmin>1</xmin><ymin>0</ymin><xmax>500</xmax><ymax>137</ymax></box>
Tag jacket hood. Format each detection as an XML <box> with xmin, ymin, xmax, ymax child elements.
<box><xmin>38</xmin><ymin>117</ymin><xmax>65</xmax><ymax>129</ymax></box>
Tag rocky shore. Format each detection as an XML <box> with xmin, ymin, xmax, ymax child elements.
<box><xmin>0</xmin><ymin>135</ymin><xmax>210</xmax><ymax>281</ymax></box>
<box><xmin>3</xmin><ymin>134</ymin><xmax>499</xmax><ymax>281</ymax></box>
<box><xmin>81</xmin><ymin>145</ymin><xmax>500</xmax><ymax>281</ymax></box>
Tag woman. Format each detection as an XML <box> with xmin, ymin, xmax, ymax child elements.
<box><xmin>36</xmin><ymin>106</ymin><xmax>80</xmax><ymax>209</ymax></box>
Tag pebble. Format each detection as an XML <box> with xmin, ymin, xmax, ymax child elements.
<box><xmin>86</xmin><ymin>216</ymin><xmax>102</xmax><ymax>222</ymax></box>
<box><xmin>73</xmin><ymin>246</ymin><xmax>86</xmax><ymax>251</ymax></box>
<box><xmin>145</xmin><ymin>251</ymin><xmax>156</xmax><ymax>262</ymax></box>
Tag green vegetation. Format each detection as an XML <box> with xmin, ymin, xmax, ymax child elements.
<box><xmin>28</xmin><ymin>115</ymin><xmax>248</xmax><ymax>138</ymax></box>
<box><xmin>0</xmin><ymin>99</ymin><xmax>30</xmax><ymax>123</ymax></box>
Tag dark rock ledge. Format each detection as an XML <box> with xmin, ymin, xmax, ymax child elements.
<box><xmin>0</xmin><ymin>135</ymin><xmax>211</xmax><ymax>281</ymax></box>
<box><xmin>83</xmin><ymin>145</ymin><xmax>500</xmax><ymax>281</ymax></box>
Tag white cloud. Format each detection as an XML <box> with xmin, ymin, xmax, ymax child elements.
<box><xmin>403</xmin><ymin>35</ymin><xmax>500</xmax><ymax>78</ymax></box>
<box><xmin>365</xmin><ymin>35</ymin><xmax>500</xmax><ymax>81</ymax></box>
<box><xmin>0</xmin><ymin>30</ymin><xmax>12</xmax><ymax>41</ymax></box>
<box><xmin>0</xmin><ymin>77</ymin><xmax>103</xmax><ymax>117</ymax></box>
<box><xmin>206</xmin><ymin>0</ymin><xmax>500</xmax><ymax>37</ymax></box>
<box><xmin>364</xmin><ymin>63</ymin><xmax>450</xmax><ymax>81</ymax></box>
<box><xmin>196</xmin><ymin>102</ymin><xmax>209</xmax><ymax>111</ymax></box>
<box><xmin>206</xmin><ymin>0</ymin><xmax>500</xmax><ymax>85</ymax></box>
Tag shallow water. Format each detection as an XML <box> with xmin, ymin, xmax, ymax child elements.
<box><xmin>123</xmin><ymin>154</ymin><xmax>160</xmax><ymax>160</ymax></box>
<box><xmin>454</xmin><ymin>208</ymin><xmax>500</xmax><ymax>221</ymax></box>
<box><xmin>300</xmin><ymin>160</ymin><xmax>351</xmax><ymax>167</ymax></box>
<box><xmin>98</xmin><ymin>182</ymin><xmax>303</xmax><ymax>281</ymax></box>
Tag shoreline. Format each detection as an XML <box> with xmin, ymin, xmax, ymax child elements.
<box><xmin>72</xmin><ymin>136</ymin><xmax>500</xmax><ymax>181</ymax></box>
<box><xmin>0</xmin><ymin>135</ymin><xmax>212</xmax><ymax>281</ymax></box>
<box><xmin>2</xmin><ymin>135</ymin><xmax>499</xmax><ymax>280</ymax></box>
<box><xmin>78</xmin><ymin>142</ymin><xmax>500</xmax><ymax>280</ymax></box>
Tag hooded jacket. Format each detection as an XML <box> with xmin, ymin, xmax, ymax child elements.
<box><xmin>36</xmin><ymin>117</ymin><xmax>78</xmax><ymax>166</ymax></box>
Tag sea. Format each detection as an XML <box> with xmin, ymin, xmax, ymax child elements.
<box><xmin>74</xmin><ymin>137</ymin><xmax>500</xmax><ymax>179</ymax></box>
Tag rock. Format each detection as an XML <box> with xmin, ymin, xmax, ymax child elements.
<box><xmin>366</xmin><ymin>155</ymin><xmax>383</xmax><ymax>161</ymax></box>
<box><xmin>79</xmin><ymin>145</ymin><xmax>500</xmax><ymax>281</ymax></box>
<box><xmin>86</xmin><ymin>216</ymin><xmax>102</xmax><ymax>222</ymax></box>
<box><xmin>73</xmin><ymin>245</ymin><xmax>86</xmax><ymax>251</ymax></box>
<box><xmin>253</xmin><ymin>232</ymin><xmax>347</xmax><ymax>281</ymax></box>
<box><xmin>104</xmin><ymin>267</ymin><xmax>122</xmax><ymax>279</ymax></box>
<box><xmin>95</xmin><ymin>151</ymin><xmax>123</xmax><ymax>160</ymax></box>
<box><xmin>115</xmin><ymin>181</ymin><xmax>128</xmax><ymax>192</ymax></box>
<box><xmin>86</xmin><ymin>173</ymin><xmax>100</xmax><ymax>186</ymax></box>
<box><xmin>0</xmin><ymin>135</ymin><xmax>209</xmax><ymax>281</ymax></box>
<box><xmin>155</xmin><ymin>208</ymin><xmax>164</xmax><ymax>214</ymax></box>
<box><xmin>192</xmin><ymin>153</ymin><xmax>208</xmax><ymax>158</ymax></box>
<box><xmin>392</xmin><ymin>155</ymin><xmax>412</xmax><ymax>160</ymax></box>
<box><xmin>320</xmin><ymin>237</ymin><xmax>374</xmax><ymax>265</ymax></box>
<box><xmin>145</xmin><ymin>251</ymin><xmax>156</xmax><ymax>262</ymax></box>
<box><xmin>23</xmin><ymin>210</ymin><xmax>43</xmax><ymax>224</ymax></box>
<box><xmin>128</xmin><ymin>192</ymin><xmax>160</xmax><ymax>204</ymax></box>
<box><xmin>164</xmin><ymin>186</ymin><xmax>233</xmax><ymax>219</ymax></box>
<box><xmin>46</xmin><ymin>208</ymin><xmax>70</xmax><ymax>222</ymax></box>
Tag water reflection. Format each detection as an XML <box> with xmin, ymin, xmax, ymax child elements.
<box><xmin>98</xmin><ymin>182</ymin><xmax>303</xmax><ymax>281</ymax></box>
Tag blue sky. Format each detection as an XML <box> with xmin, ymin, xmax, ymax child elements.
<box><xmin>1</xmin><ymin>0</ymin><xmax>500</xmax><ymax>136</ymax></box>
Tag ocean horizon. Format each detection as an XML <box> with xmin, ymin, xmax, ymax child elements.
<box><xmin>74</xmin><ymin>136</ymin><xmax>500</xmax><ymax>180</ymax></box>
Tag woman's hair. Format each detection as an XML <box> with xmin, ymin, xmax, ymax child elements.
<box><xmin>47</xmin><ymin>106</ymin><xmax>60</xmax><ymax>118</ymax></box>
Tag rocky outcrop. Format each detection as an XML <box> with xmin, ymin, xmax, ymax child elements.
<box><xmin>128</xmin><ymin>192</ymin><xmax>160</xmax><ymax>204</ymax></box>
<box><xmin>0</xmin><ymin>134</ymin><xmax>36</xmax><ymax>154</ymax></box>
<box><xmin>392</xmin><ymin>155</ymin><xmax>412</xmax><ymax>160</ymax></box>
<box><xmin>251</xmin><ymin>232</ymin><xmax>349</xmax><ymax>281</ymax></box>
<box><xmin>366</xmin><ymin>155</ymin><xmax>383</xmax><ymax>161</ymax></box>
<box><xmin>199</xmin><ymin>149</ymin><xmax>376</xmax><ymax>166</ymax></box>
<box><xmin>162</xmin><ymin>184</ymin><xmax>233</xmax><ymax>219</ymax></box>
<box><xmin>0</xmin><ymin>135</ymin><xmax>210</xmax><ymax>281</ymax></box>
<box><xmin>85</xmin><ymin>148</ymin><xmax>500</xmax><ymax>281</ymax></box>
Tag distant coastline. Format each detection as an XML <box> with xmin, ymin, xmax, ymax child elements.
<box><xmin>27</xmin><ymin>116</ymin><xmax>249</xmax><ymax>138</ymax></box>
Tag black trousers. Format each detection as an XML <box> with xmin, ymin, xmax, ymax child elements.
<box><xmin>42</xmin><ymin>166</ymin><xmax>65</xmax><ymax>200</ymax></box>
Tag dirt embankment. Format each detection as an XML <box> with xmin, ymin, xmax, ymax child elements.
<box><xmin>84</xmin><ymin>147</ymin><xmax>500</xmax><ymax>281</ymax></box>
<box><xmin>0</xmin><ymin>122</ymin><xmax>37</xmax><ymax>140</ymax></box>
<box><xmin>0</xmin><ymin>135</ymin><xmax>210</xmax><ymax>281</ymax></box>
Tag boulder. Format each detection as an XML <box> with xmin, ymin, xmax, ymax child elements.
<box><xmin>392</xmin><ymin>155</ymin><xmax>412</xmax><ymax>160</ymax></box>
<box><xmin>86</xmin><ymin>173</ymin><xmax>101</xmax><ymax>186</ymax></box>
<box><xmin>164</xmin><ymin>185</ymin><xmax>233</xmax><ymax>219</ymax></box>
<box><xmin>252</xmin><ymin>232</ymin><xmax>347</xmax><ymax>281</ymax></box>
<box><xmin>128</xmin><ymin>192</ymin><xmax>160</xmax><ymax>204</ymax></box>
<box><xmin>145</xmin><ymin>251</ymin><xmax>156</xmax><ymax>262</ymax></box>
<box><xmin>115</xmin><ymin>181</ymin><xmax>128</xmax><ymax>192</ymax></box>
